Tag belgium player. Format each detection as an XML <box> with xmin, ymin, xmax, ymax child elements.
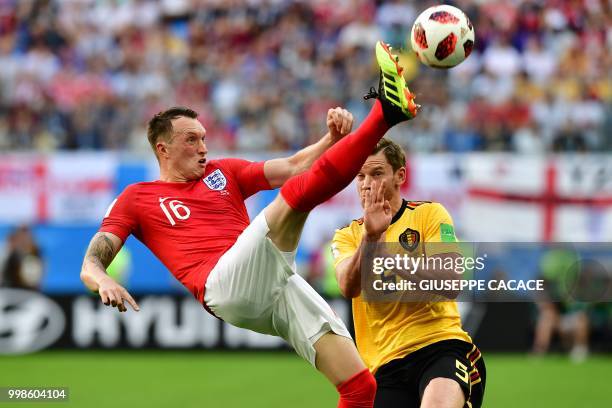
<box><xmin>332</xmin><ymin>138</ymin><xmax>485</xmax><ymax>408</ymax></box>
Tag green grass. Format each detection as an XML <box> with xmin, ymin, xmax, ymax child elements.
<box><xmin>484</xmin><ymin>354</ymin><xmax>612</xmax><ymax>407</ymax></box>
<box><xmin>1</xmin><ymin>351</ymin><xmax>610</xmax><ymax>407</ymax></box>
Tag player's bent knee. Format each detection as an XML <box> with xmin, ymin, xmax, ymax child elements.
<box><xmin>264</xmin><ymin>195</ymin><xmax>309</xmax><ymax>252</ymax></box>
<box><xmin>279</xmin><ymin>172</ymin><xmax>308</xmax><ymax>212</ymax></box>
<box><xmin>421</xmin><ymin>378</ymin><xmax>465</xmax><ymax>408</ymax></box>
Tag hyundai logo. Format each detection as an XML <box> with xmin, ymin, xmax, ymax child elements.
<box><xmin>0</xmin><ymin>289</ymin><xmax>65</xmax><ymax>354</ymax></box>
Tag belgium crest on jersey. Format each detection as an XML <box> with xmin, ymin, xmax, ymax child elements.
<box><xmin>399</xmin><ymin>228</ymin><xmax>420</xmax><ymax>251</ymax></box>
<box><xmin>203</xmin><ymin>169</ymin><xmax>227</xmax><ymax>190</ymax></box>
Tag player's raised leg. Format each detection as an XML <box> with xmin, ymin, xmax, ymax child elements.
<box><xmin>263</xmin><ymin>42</ymin><xmax>418</xmax><ymax>407</ymax></box>
<box><xmin>265</xmin><ymin>41</ymin><xmax>418</xmax><ymax>252</ymax></box>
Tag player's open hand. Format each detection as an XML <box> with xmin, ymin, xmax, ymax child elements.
<box><xmin>326</xmin><ymin>107</ymin><xmax>353</xmax><ymax>143</ymax></box>
<box><xmin>364</xmin><ymin>180</ymin><xmax>392</xmax><ymax>240</ymax></box>
<box><xmin>97</xmin><ymin>276</ymin><xmax>140</xmax><ymax>313</ymax></box>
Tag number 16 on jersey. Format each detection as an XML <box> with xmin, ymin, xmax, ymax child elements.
<box><xmin>159</xmin><ymin>197</ymin><xmax>191</xmax><ymax>226</ymax></box>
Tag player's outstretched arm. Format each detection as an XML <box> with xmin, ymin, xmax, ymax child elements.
<box><xmin>263</xmin><ymin>107</ymin><xmax>354</xmax><ymax>188</ymax></box>
<box><xmin>335</xmin><ymin>181</ymin><xmax>392</xmax><ymax>298</ymax></box>
<box><xmin>80</xmin><ymin>231</ymin><xmax>139</xmax><ymax>313</ymax></box>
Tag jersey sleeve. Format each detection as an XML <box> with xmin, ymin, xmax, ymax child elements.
<box><xmin>331</xmin><ymin>224</ymin><xmax>360</xmax><ymax>268</ymax></box>
<box><xmin>99</xmin><ymin>186</ymin><xmax>138</xmax><ymax>242</ymax></box>
<box><xmin>421</xmin><ymin>203</ymin><xmax>460</xmax><ymax>256</ymax></box>
<box><xmin>219</xmin><ymin>158</ymin><xmax>272</xmax><ymax>198</ymax></box>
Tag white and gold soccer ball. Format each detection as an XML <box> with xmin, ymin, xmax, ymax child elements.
<box><xmin>410</xmin><ymin>4</ymin><xmax>475</xmax><ymax>69</ymax></box>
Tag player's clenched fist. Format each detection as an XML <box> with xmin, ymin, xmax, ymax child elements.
<box><xmin>97</xmin><ymin>276</ymin><xmax>139</xmax><ymax>313</ymax></box>
<box><xmin>326</xmin><ymin>107</ymin><xmax>353</xmax><ymax>142</ymax></box>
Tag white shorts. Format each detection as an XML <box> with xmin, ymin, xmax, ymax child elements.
<box><xmin>204</xmin><ymin>211</ymin><xmax>351</xmax><ymax>366</ymax></box>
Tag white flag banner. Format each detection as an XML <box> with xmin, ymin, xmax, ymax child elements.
<box><xmin>0</xmin><ymin>155</ymin><xmax>43</xmax><ymax>223</ymax></box>
<box><xmin>553</xmin><ymin>155</ymin><xmax>612</xmax><ymax>242</ymax></box>
<box><xmin>463</xmin><ymin>154</ymin><xmax>612</xmax><ymax>242</ymax></box>
<box><xmin>0</xmin><ymin>153</ymin><xmax>117</xmax><ymax>223</ymax></box>
<box><xmin>47</xmin><ymin>153</ymin><xmax>117</xmax><ymax>222</ymax></box>
<box><xmin>1</xmin><ymin>152</ymin><xmax>611</xmax><ymax>240</ymax></box>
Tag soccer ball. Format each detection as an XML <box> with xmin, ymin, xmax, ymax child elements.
<box><xmin>410</xmin><ymin>5</ymin><xmax>475</xmax><ymax>69</ymax></box>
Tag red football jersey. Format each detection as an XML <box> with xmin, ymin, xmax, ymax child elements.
<box><xmin>100</xmin><ymin>158</ymin><xmax>271</xmax><ymax>302</ymax></box>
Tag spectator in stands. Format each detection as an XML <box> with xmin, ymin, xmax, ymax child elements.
<box><xmin>0</xmin><ymin>225</ymin><xmax>44</xmax><ymax>290</ymax></box>
<box><xmin>0</xmin><ymin>0</ymin><xmax>609</xmax><ymax>153</ymax></box>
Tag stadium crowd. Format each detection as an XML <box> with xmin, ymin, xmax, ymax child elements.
<box><xmin>0</xmin><ymin>0</ymin><xmax>609</xmax><ymax>153</ymax></box>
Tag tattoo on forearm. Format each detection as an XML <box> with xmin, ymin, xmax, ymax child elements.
<box><xmin>85</xmin><ymin>234</ymin><xmax>115</xmax><ymax>269</ymax></box>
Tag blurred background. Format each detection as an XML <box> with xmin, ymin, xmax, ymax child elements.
<box><xmin>0</xmin><ymin>0</ymin><xmax>609</xmax><ymax>152</ymax></box>
<box><xmin>0</xmin><ymin>0</ymin><xmax>611</xmax><ymax>407</ymax></box>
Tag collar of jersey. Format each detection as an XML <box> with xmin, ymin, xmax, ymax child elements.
<box><xmin>390</xmin><ymin>199</ymin><xmax>408</xmax><ymax>225</ymax></box>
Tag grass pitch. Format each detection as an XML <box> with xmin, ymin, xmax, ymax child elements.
<box><xmin>1</xmin><ymin>351</ymin><xmax>610</xmax><ymax>407</ymax></box>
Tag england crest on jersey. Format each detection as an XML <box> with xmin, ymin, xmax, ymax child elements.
<box><xmin>203</xmin><ymin>169</ymin><xmax>227</xmax><ymax>190</ymax></box>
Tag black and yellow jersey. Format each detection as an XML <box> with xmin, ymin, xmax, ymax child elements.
<box><xmin>332</xmin><ymin>200</ymin><xmax>471</xmax><ymax>373</ymax></box>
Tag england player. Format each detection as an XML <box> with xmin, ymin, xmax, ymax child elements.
<box><xmin>80</xmin><ymin>42</ymin><xmax>418</xmax><ymax>407</ymax></box>
<box><xmin>332</xmin><ymin>138</ymin><xmax>486</xmax><ymax>408</ymax></box>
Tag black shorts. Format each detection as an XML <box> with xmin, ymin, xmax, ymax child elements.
<box><xmin>374</xmin><ymin>340</ymin><xmax>486</xmax><ymax>408</ymax></box>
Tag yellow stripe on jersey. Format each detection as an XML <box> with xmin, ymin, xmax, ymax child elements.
<box><xmin>332</xmin><ymin>200</ymin><xmax>472</xmax><ymax>373</ymax></box>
